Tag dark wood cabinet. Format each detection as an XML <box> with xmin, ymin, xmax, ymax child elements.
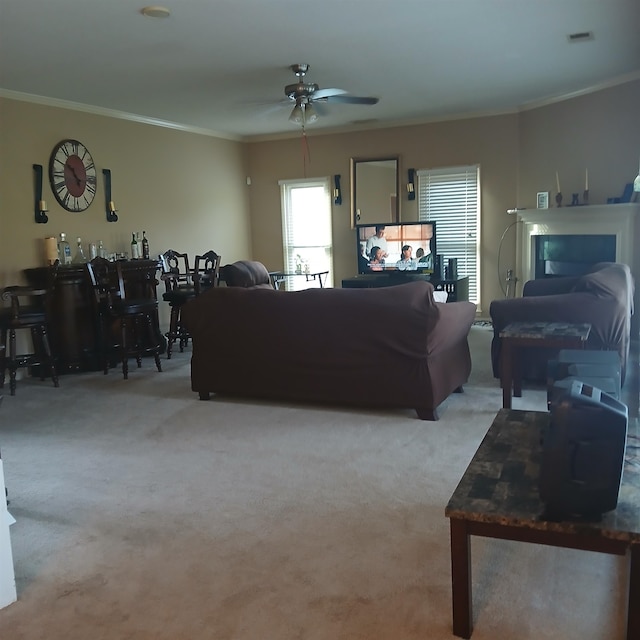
<box><xmin>341</xmin><ymin>274</ymin><xmax>469</xmax><ymax>302</ymax></box>
<box><xmin>25</xmin><ymin>260</ymin><xmax>162</xmax><ymax>373</ymax></box>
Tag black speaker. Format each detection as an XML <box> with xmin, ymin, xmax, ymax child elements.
<box><xmin>540</xmin><ymin>380</ymin><xmax>628</xmax><ymax>520</ymax></box>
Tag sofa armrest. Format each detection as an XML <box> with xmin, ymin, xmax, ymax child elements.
<box><xmin>426</xmin><ymin>301</ymin><xmax>476</xmax><ymax>355</ymax></box>
<box><xmin>522</xmin><ymin>276</ymin><xmax>579</xmax><ymax>297</ymax></box>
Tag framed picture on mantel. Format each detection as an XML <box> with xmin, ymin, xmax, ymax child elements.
<box><xmin>537</xmin><ymin>191</ymin><xmax>550</xmax><ymax>209</ymax></box>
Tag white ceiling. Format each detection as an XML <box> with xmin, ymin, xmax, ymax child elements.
<box><xmin>1</xmin><ymin>0</ymin><xmax>639</xmax><ymax>140</ymax></box>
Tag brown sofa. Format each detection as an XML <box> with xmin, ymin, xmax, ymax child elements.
<box><xmin>490</xmin><ymin>262</ymin><xmax>634</xmax><ymax>385</ymax></box>
<box><xmin>182</xmin><ymin>268</ymin><xmax>477</xmax><ymax>420</ymax></box>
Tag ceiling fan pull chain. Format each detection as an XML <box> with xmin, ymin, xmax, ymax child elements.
<box><xmin>301</xmin><ymin>127</ymin><xmax>311</xmax><ymax>177</ymax></box>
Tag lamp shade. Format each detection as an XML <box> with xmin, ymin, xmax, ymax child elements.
<box><xmin>289</xmin><ymin>103</ymin><xmax>304</xmax><ymax>124</ymax></box>
<box><xmin>304</xmin><ymin>103</ymin><xmax>318</xmax><ymax>123</ymax></box>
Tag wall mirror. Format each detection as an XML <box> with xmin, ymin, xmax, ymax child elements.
<box><xmin>351</xmin><ymin>156</ymin><xmax>400</xmax><ymax>227</ymax></box>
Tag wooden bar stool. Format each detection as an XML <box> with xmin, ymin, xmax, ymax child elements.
<box><xmin>86</xmin><ymin>257</ymin><xmax>162</xmax><ymax>379</ymax></box>
<box><xmin>0</xmin><ymin>264</ymin><xmax>60</xmax><ymax>396</ymax></box>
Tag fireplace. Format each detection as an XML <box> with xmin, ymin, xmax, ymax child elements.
<box><xmin>516</xmin><ymin>203</ymin><xmax>640</xmax><ymax>284</ymax></box>
<box><xmin>534</xmin><ymin>234</ymin><xmax>616</xmax><ymax>278</ymax></box>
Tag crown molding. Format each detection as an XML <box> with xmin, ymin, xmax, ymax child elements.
<box><xmin>3</xmin><ymin>69</ymin><xmax>639</xmax><ymax>143</ymax></box>
<box><xmin>0</xmin><ymin>89</ymin><xmax>242</xmax><ymax>141</ymax></box>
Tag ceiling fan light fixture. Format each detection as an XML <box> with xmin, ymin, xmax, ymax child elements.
<box><xmin>304</xmin><ymin>103</ymin><xmax>318</xmax><ymax>123</ymax></box>
<box><xmin>289</xmin><ymin>103</ymin><xmax>304</xmax><ymax>124</ymax></box>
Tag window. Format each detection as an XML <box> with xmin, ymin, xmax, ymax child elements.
<box><xmin>280</xmin><ymin>177</ymin><xmax>333</xmax><ymax>291</ymax></box>
<box><xmin>417</xmin><ymin>165</ymin><xmax>480</xmax><ymax>304</ymax></box>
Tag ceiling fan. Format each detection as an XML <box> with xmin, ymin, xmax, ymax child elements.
<box><xmin>284</xmin><ymin>63</ymin><xmax>379</xmax><ymax>126</ymax></box>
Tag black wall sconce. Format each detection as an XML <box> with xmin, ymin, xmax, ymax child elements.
<box><xmin>333</xmin><ymin>174</ymin><xmax>342</xmax><ymax>205</ymax></box>
<box><xmin>32</xmin><ymin>164</ymin><xmax>49</xmax><ymax>224</ymax></box>
<box><xmin>102</xmin><ymin>168</ymin><xmax>119</xmax><ymax>222</ymax></box>
<box><xmin>407</xmin><ymin>168</ymin><xmax>416</xmax><ymax>201</ymax></box>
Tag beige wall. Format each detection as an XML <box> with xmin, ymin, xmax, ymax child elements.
<box><xmin>247</xmin><ymin>113</ymin><xmax>520</xmax><ymax>314</ymax></box>
<box><xmin>247</xmin><ymin>79</ymin><xmax>640</xmax><ymax>315</ymax></box>
<box><xmin>0</xmin><ymin>97</ymin><xmax>252</xmax><ymax>329</ymax></box>
<box><xmin>1</xmin><ymin>78</ymin><xmax>638</xmax><ymax>321</ymax></box>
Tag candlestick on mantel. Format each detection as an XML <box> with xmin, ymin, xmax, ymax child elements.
<box><xmin>556</xmin><ymin>171</ymin><xmax>561</xmax><ymax>193</ymax></box>
<box><xmin>585</xmin><ymin>168</ymin><xmax>589</xmax><ymax>191</ymax></box>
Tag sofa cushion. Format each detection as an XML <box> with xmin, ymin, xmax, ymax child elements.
<box><xmin>572</xmin><ymin>263</ymin><xmax>634</xmax><ymax>314</ymax></box>
<box><xmin>221</xmin><ymin>260</ymin><xmax>273</xmax><ymax>288</ymax></box>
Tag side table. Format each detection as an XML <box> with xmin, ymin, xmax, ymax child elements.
<box><xmin>446</xmin><ymin>408</ymin><xmax>640</xmax><ymax>639</ymax></box>
<box><xmin>499</xmin><ymin>321</ymin><xmax>591</xmax><ymax>408</ymax></box>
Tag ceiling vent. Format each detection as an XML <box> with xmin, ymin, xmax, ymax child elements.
<box><xmin>567</xmin><ymin>31</ymin><xmax>594</xmax><ymax>43</ymax></box>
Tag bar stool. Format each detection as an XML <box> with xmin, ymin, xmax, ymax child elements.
<box><xmin>193</xmin><ymin>250</ymin><xmax>222</xmax><ymax>295</ymax></box>
<box><xmin>160</xmin><ymin>250</ymin><xmax>196</xmax><ymax>358</ymax></box>
<box><xmin>0</xmin><ymin>264</ymin><xmax>60</xmax><ymax>395</ymax></box>
<box><xmin>86</xmin><ymin>257</ymin><xmax>162</xmax><ymax>379</ymax></box>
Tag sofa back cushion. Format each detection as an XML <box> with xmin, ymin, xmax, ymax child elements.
<box><xmin>221</xmin><ymin>260</ymin><xmax>273</xmax><ymax>288</ymax></box>
<box><xmin>572</xmin><ymin>262</ymin><xmax>634</xmax><ymax>315</ymax></box>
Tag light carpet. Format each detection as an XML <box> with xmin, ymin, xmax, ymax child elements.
<box><xmin>0</xmin><ymin>326</ymin><xmax>630</xmax><ymax>639</ymax></box>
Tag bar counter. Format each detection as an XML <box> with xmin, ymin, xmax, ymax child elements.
<box><xmin>25</xmin><ymin>260</ymin><xmax>163</xmax><ymax>373</ymax></box>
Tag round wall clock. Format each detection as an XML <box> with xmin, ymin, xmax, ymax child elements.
<box><xmin>48</xmin><ymin>139</ymin><xmax>97</xmax><ymax>212</ymax></box>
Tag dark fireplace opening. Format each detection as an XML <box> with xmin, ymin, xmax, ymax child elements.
<box><xmin>534</xmin><ymin>234</ymin><xmax>616</xmax><ymax>279</ymax></box>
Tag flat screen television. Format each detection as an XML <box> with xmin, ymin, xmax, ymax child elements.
<box><xmin>356</xmin><ymin>221</ymin><xmax>436</xmax><ymax>275</ymax></box>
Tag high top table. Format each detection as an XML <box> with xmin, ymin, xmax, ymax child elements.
<box><xmin>445</xmin><ymin>408</ymin><xmax>640</xmax><ymax>639</ymax></box>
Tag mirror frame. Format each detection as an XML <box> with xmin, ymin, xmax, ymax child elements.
<box><xmin>350</xmin><ymin>156</ymin><xmax>400</xmax><ymax>228</ymax></box>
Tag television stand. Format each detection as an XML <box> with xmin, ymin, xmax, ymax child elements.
<box><xmin>341</xmin><ymin>274</ymin><xmax>469</xmax><ymax>302</ymax></box>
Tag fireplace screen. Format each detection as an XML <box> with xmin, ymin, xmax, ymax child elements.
<box><xmin>534</xmin><ymin>234</ymin><xmax>615</xmax><ymax>278</ymax></box>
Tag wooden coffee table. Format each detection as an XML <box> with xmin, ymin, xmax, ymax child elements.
<box><xmin>445</xmin><ymin>408</ymin><xmax>640</xmax><ymax>639</ymax></box>
<box><xmin>499</xmin><ymin>321</ymin><xmax>591</xmax><ymax>408</ymax></box>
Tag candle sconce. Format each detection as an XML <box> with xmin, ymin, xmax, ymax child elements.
<box><xmin>407</xmin><ymin>168</ymin><xmax>416</xmax><ymax>200</ymax></box>
<box><xmin>102</xmin><ymin>168</ymin><xmax>119</xmax><ymax>222</ymax></box>
<box><xmin>32</xmin><ymin>164</ymin><xmax>49</xmax><ymax>224</ymax></box>
<box><xmin>333</xmin><ymin>174</ymin><xmax>342</xmax><ymax>205</ymax></box>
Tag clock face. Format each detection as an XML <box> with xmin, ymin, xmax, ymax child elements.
<box><xmin>48</xmin><ymin>139</ymin><xmax>97</xmax><ymax>212</ymax></box>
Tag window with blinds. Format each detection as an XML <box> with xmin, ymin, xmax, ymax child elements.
<box><xmin>417</xmin><ymin>165</ymin><xmax>480</xmax><ymax>304</ymax></box>
<box><xmin>279</xmin><ymin>177</ymin><xmax>333</xmax><ymax>291</ymax></box>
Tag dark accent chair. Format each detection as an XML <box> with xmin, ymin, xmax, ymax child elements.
<box><xmin>490</xmin><ymin>262</ymin><xmax>634</xmax><ymax>386</ymax></box>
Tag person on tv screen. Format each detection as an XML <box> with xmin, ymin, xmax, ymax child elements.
<box><xmin>368</xmin><ymin>246</ymin><xmax>385</xmax><ymax>271</ymax></box>
<box><xmin>416</xmin><ymin>246</ymin><xmax>433</xmax><ymax>269</ymax></box>
<box><xmin>365</xmin><ymin>225</ymin><xmax>388</xmax><ymax>259</ymax></box>
<box><xmin>395</xmin><ymin>245</ymin><xmax>418</xmax><ymax>271</ymax></box>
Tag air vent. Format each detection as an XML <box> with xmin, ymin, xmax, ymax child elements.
<box><xmin>567</xmin><ymin>31</ymin><xmax>594</xmax><ymax>43</ymax></box>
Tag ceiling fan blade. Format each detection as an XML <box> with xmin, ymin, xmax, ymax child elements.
<box><xmin>313</xmin><ymin>87</ymin><xmax>348</xmax><ymax>99</ymax></box>
<box><xmin>324</xmin><ymin>94</ymin><xmax>379</xmax><ymax>105</ymax></box>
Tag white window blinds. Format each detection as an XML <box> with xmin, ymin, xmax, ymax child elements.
<box><xmin>417</xmin><ymin>165</ymin><xmax>480</xmax><ymax>304</ymax></box>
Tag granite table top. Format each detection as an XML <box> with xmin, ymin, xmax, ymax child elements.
<box><xmin>499</xmin><ymin>321</ymin><xmax>592</xmax><ymax>341</ymax></box>
<box><xmin>445</xmin><ymin>408</ymin><xmax>640</xmax><ymax>542</ymax></box>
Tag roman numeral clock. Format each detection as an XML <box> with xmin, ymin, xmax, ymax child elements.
<box><xmin>48</xmin><ymin>139</ymin><xmax>97</xmax><ymax>212</ymax></box>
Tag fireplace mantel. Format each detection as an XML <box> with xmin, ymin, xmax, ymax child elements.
<box><xmin>516</xmin><ymin>203</ymin><xmax>640</xmax><ymax>284</ymax></box>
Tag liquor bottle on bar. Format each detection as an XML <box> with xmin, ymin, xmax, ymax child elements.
<box><xmin>141</xmin><ymin>231</ymin><xmax>150</xmax><ymax>260</ymax></box>
<box><xmin>130</xmin><ymin>232</ymin><xmax>140</xmax><ymax>259</ymax></box>
<box><xmin>73</xmin><ymin>237</ymin><xmax>87</xmax><ymax>264</ymax></box>
<box><xmin>58</xmin><ymin>232</ymin><xmax>72</xmax><ymax>265</ymax></box>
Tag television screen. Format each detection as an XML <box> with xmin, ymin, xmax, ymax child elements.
<box><xmin>356</xmin><ymin>221</ymin><xmax>436</xmax><ymax>275</ymax></box>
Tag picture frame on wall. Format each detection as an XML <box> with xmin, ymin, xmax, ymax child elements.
<box><xmin>537</xmin><ymin>191</ymin><xmax>550</xmax><ymax>209</ymax></box>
